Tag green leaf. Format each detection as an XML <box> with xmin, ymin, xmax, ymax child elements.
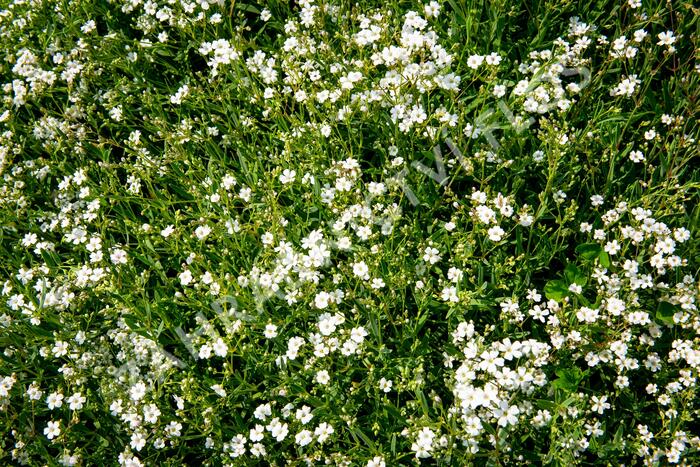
<box><xmin>598</xmin><ymin>251</ymin><xmax>611</xmax><ymax>268</ymax></box>
<box><xmin>544</xmin><ymin>279</ymin><xmax>568</xmax><ymax>301</ymax></box>
<box><xmin>552</xmin><ymin>367</ymin><xmax>586</xmax><ymax>392</ymax></box>
<box><xmin>349</xmin><ymin>427</ymin><xmax>376</xmax><ymax>450</ymax></box>
<box><xmin>564</xmin><ymin>263</ymin><xmax>587</xmax><ymax>286</ymax></box>
<box><xmin>416</xmin><ymin>389</ymin><xmax>430</xmax><ymax>417</ymax></box>
<box><xmin>656</xmin><ymin>301</ymin><xmax>677</xmax><ymax>325</ymax></box>
<box><xmin>575</xmin><ymin>243</ymin><xmax>602</xmax><ymax>261</ymax></box>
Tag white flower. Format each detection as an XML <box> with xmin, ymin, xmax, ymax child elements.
<box><xmin>519</xmin><ymin>213</ymin><xmax>534</xmax><ymax>227</ymax></box>
<box><xmin>495</xmin><ymin>401</ymin><xmax>520</xmax><ymax>427</ymax></box>
<box><xmin>379</xmin><ymin>377</ymin><xmax>393</xmax><ymax>393</ymax></box>
<box><xmin>295</xmin><ymin>429</ymin><xmax>313</xmax><ymax>446</ymax></box>
<box><xmin>629</xmin><ymin>150</ymin><xmax>645</xmax><ymax>163</ymax></box>
<box><xmin>161</xmin><ymin>225</ymin><xmax>175</xmax><ymax>237</ymax></box>
<box><xmin>67</xmin><ymin>392</ymin><xmax>86</xmax><ymax>411</ymax></box>
<box><xmin>194</xmin><ymin>225</ymin><xmax>212</xmax><ymax>240</ymax></box>
<box><xmin>264</xmin><ymin>323</ymin><xmax>278</xmax><ymax>339</ymax></box>
<box><xmin>467</xmin><ymin>54</ymin><xmax>484</xmax><ymax>69</ymax></box>
<box><xmin>47</xmin><ymin>392</ymin><xmax>64</xmax><ymax>410</ymax></box>
<box><xmin>260</xmin><ymin>8</ymin><xmax>271</xmax><ymax>21</ymax></box>
<box><xmin>260</xmin><ymin>232</ymin><xmax>275</xmax><ymax>247</ymax></box>
<box><xmin>165</xmin><ymin>421</ymin><xmax>183</xmax><ymax>438</ymax></box>
<box><xmin>657</xmin><ymin>31</ymin><xmax>676</xmax><ymax>46</ymax></box>
<box><xmin>213</xmin><ymin>338</ymin><xmax>228</xmax><ymax>357</ymax></box>
<box><xmin>352</xmin><ymin>261</ymin><xmax>370</xmax><ymax>280</ymax></box>
<box><xmin>424</xmin><ymin>1</ymin><xmax>441</xmax><ymax>17</ymax></box>
<box><xmin>143</xmin><ymin>403</ymin><xmax>160</xmax><ymax>423</ymax></box>
<box><xmin>604</xmin><ymin>240</ymin><xmax>620</xmax><ymax>255</ymax></box>
<box><xmin>279</xmin><ymin>169</ymin><xmax>296</xmax><ymax>184</ymax></box>
<box><xmin>485</xmin><ymin>52</ymin><xmax>502</xmax><ymax>65</ymax></box>
<box><xmin>170</xmin><ymin>84</ymin><xmax>189</xmax><ymax>105</ymax></box>
<box><xmin>315</xmin><ymin>370</ymin><xmax>330</xmax><ymax>385</ymax></box>
<box><xmin>130</xmin><ymin>382</ymin><xmax>147</xmax><ymax>402</ymax></box>
<box><xmin>179</xmin><ymin>270</ymin><xmax>193</xmax><ymax>286</ymax></box>
<box><xmin>633</xmin><ymin>29</ymin><xmax>648</xmax><ymax>43</ymax></box>
<box><xmin>267</xmin><ymin>418</ymin><xmax>288</xmax><ymax>441</ymax></box>
<box><xmin>422</xmin><ymin>246</ymin><xmax>441</xmax><ymax>264</ymax></box>
<box><xmin>441</xmin><ymin>286</ymin><xmax>459</xmax><ymax>303</ymax></box>
<box><xmin>673</xmin><ymin>227</ymin><xmax>690</xmax><ymax>242</ymax></box>
<box><xmin>488</xmin><ymin>226</ymin><xmax>505</xmax><ymax>242</ymax></box>
<box><xmin>44</xmin><ymin>420</ymin><xmax>61</xmax><ymax>440</ymax></box>
<box><xmin>606</xmin><ymin>297</ymin><xmax>626</xmax><ymax>316</ymax></box>
<box><xmin>493</xmin><ymin>84</ymin><xmax>507</xmax><ymax>98</ymax></box>
<box><xmin>314</xmin><ymin>422</ymin><xmax>334</xmax><ymax>443</ymax></box>
<box><xmin>314</xmin><ymin>291</ymin><xmax>330</xmax><ymax>309</ymax></box>
<box><xmin>447</xmin><ymin>267</ymin><xmax>463</xmax><ymax>283</ymax></box>
<box><xmin>590</xmin><ymin>395</ymin><xmax>611</xmax><ymax>414</ymax></box>
<box><xmin>211</xmin><ymin>384</ymin><xmax>227</xmax><ymax>397</ymax></box>
<box><xmin>26</xmin><ymin>382</ymin><xmax>43</xmax><ymax>400</ymax></box>
<box><xmin>254</xmin><ymin>403</ymin><xmax>272</xmax><ymax>421</ymax></box>
<box><xmin>318</xmin><ymin>317</ymin><xmax>336</xmax><ymax>336</ymax></box>
<box><xmin>295</xmin><ymin>405</ymin><xmax>313</xmax><ymax>425</ymax></box>
<box><xmin>110</xmin><ymin>248</ymin><xmax>128</xmax><ymax>265</ymax></box>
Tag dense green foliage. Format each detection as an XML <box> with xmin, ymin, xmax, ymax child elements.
<box><xmin>0</xmin><ymin>0</ymin><xmax>698</xmax><ymax>465</ymax></box>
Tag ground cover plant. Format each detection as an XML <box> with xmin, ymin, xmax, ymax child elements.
<box><xmin>0</xmin><ymin>0</ymin><xmax>699</xmax><ymax>465</ymax></box>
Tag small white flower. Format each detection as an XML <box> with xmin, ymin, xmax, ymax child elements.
<box><xmin>67</xmin><ymin>392</ymin><xmax>86</xmax><ymax>411</ymax></box>
<box><xmin>295</xmin><ymin>429</ymin><xmax>313</xmax><ymax>446</ymax></box>
<box><xmin>279</xmin><ymin>169</ymin><xmax>296</xmax><ymax>184</ymax></box>
<box><xmin>591</xmin><ymin>395</ymin><xmax>611</xmax><ymax>414</ymax></box>
<box><xmin>261</xmin><ymin>232</ymin><xmax>274</xmax><ymax>245</ymax></box>
<box><xmin>179</xmin><ymin>270</ymin><xmax>193</xmax><ymax>286</ymax></box>
<box><xmin>44</xmin><ymin>420</ymin><xmax>61</xmax><ymax>440</ymax></box>
<box><xmin>485</xmin><ymin>52</ymin><xmax>502</xmax><ymax>65</ymax></box>
<box><xmin>264</xmin><ymin>323</ymin><xmax>278</xmax><ymax>339</ymax></box>
<box><xmin>170</xmin><ymin>84</ymin><xmax>189</xmax><ymax>105</ymax></box>
<box><xmin>110</xmin><ymin>248</ymin><xmax>128</xmax><ymax>265</ymax></box>
<box><xmin>130</xmin><ymin>382</ymin><xmax>147</xmax><ymax>402</ymax></box>
<box><xmin>194</xmin><ymin>225</ymin><xmax>212</xmax><ymax>240</ymax></box>
<box><xmin>590</xmin><ymin>195</ymin><xmax>604</xmax><ymax>206</ymax></box>
<box><xmin>629</xmin><ymin>150</ymin><xmax>645</xmax><ymax>163</ymax></box>
<box><xmin>423</xmin><ymin>246</ymin><xmax>441</xmax><ymax>264</ymax></box>
<box><xmin>488</xmin><ymin>226</ymin><xmax>505</xmax><ymax>242</ymax></box>
<box><xmin>315</xmin><ymin>370</ymin><xmax>330</xmax><ymax>385</ymax></box>
<box><xmin>352</xmin><ymin>261</ymin><xmax>370</xmax><ymax>280</ymax></box>
<box><xmin>213</xmin><ymin>338</ymin><xmax>228</xmax><ymax>357</ymax></box>
<box><xmin>604</xmin><ymin>240</ymin><xmax>620</xmax><ymax>255</ymax></box>
<box><xmin>657</xmin><ymin>31</ymin><xmax>676</xmax><ymax>46</ymax></box>
<box><xmin>46</xmin><ymin>392</ymin><xmax>64</xmax><ymax>410</ymax></box>
<box><xmin>467</xmin><ymin>54</ymin><xmax>484</xmax><ymax>69</ymax></box>
<box><xmin>493</xmin><ymin>84</ymin><xmax>507</xmax><ymax>98</ymax></box>
<box><xmin>379</xmin><ymin>377</ymin><xmax>393</xmax><ymax>393</ymax></box>
<box><xmin>161</xmin><ymin>225</ymin><xmax>175</xmax><ymax>237</ymax></box>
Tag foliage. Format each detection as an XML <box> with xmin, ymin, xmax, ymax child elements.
<box><xmin>0</xmin><ymin>0</ymin><xmax>698</xmax><ymax>465</ymax></box>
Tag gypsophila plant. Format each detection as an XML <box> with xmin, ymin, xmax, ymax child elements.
<box><xmin>0</xmin><ymin>0</ymin><xmax>698</xmax><ymax>465</ymax></box>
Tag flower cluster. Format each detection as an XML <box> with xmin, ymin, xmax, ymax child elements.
<box><xmin>0</xmin><ymin>0</ymin><xmax>697</xmax><ymax>465</ymax></box>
